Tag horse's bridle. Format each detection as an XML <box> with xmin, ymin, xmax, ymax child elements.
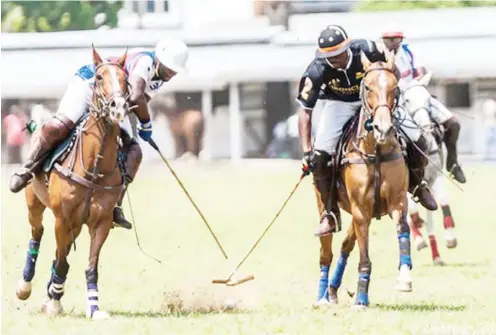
<box><xmin>360</xmin><ymin>67</ymin><xmax>400</xmax><ymax>118</ymax></box>
<box><xmin>401</xmin><ymin>83</ymin><xmax>433</xmax><ymax>120</ymax></box>
<box><xmin>91</xmin><ymin>62</ymin><xmax>132</xmax><ymax>122</ymax></box>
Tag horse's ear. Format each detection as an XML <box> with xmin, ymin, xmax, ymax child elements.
<box><xmin>92</xmin><ymin>43</ymin><xmax>103</xmax><ymax>66</ymax></box>
<box><xmin>418</xmin><ymin>71</ymin><xmax>433</xmax><ymax>86</ymax></box>
<box><xmin>361</xmin><ymin>51</ymin><xmax>371</xmax><ymax>70</ymax></box>
<box><xmin>386</xmin><ymin>50</ymin><xmax>395</xmax><ymax>69</ymax></box>
<box><xmin>117</xmin><ymin>48</ymin><xmax>128</xmax><ymax>69</ymax></box>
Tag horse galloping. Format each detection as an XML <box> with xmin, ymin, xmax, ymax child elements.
<box><xmin>16</xmin><ymin>47</ymin><xmax>131</xmax><ymax>319</ymax></box>
<box><xmin>317</xmin><ymin>52</ymin><xmax>413</xmax><ymax>308</ymax></box>
<box><xmin>401</xmin><ymin>75</ymin><xmax>458</xmax><ymax>265</ymax></box>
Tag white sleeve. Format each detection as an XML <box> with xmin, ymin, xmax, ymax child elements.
<box><xmin>130</xmin><ymin>56</ymin><xmax>154</xmax><ymax>82</ymax></box>
<box><xmin>405</xmin><ymin>44</ymin><xmax>425</xmax><ymax>70</ymax></box>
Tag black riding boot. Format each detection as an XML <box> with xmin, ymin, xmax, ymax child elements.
<box><xmin>443</xmin><ymin>117</ymin><xmax>466</xmax><ymax>183</ymax></box>
<box><xmin>9</xmin><ymin>116</ymin><xmax>74</xmax><ymax>193</ymax></box>
<box><xmin>113</xmin><ymin>134</ymin><xmax>143</xmax><ymax>230</ymax></box>
<box><xmin>407</xmin><ymin>136</ymin><xmax>438</xmax><ymax>211</ymax></box>
<box><xmin>312</xmin><ymin>151</ymin><xmax>341</xmax><ymax>237</ymax></box>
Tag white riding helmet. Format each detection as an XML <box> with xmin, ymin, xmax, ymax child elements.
<box><xmin>154</xmin><ymin>37</ymin><xmax>189</xmax><ymax>73</ymax></box>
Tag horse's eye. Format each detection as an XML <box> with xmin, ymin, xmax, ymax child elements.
<box><xmin>96</xmin><ymin>74</ymin><xmax>103</xmax><ymax>81</ymax></box>
<box><xmin>364</xmin><ymin>85</ymin><xmax>370</xmax><ymax>91</ymax></box>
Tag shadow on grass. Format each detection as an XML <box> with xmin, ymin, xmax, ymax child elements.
<box><xmin>419</xmin><ymin>261</ymin><xmax>488</xmax><ymax>268</ymax></box>
<box><xmin>374</xmin><ymin>303</ymin><xmax>465</xmax><ymax>312</ymax></box>
<box><xmin>58</xmin><ymin>308</ymin><xmax>252</xmax><ymax>319</ymax></box>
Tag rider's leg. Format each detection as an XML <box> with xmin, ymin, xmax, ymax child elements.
<box><xmin>9</xmin><ymin>76</ymin><xmax>90</xmax><ymax>193</ymax></box>
<box><xmin>312</xmin><ymin>100</ymin><xmax>360</xmax><ymax>237</ymax></box>
<box><xmin>398</xmin><ymin>108</ymin><xmax>438</xmax><ymax>211</ymax></box>
<box><xmin>112</xmin><ymin>128</ymin><xmax>143</xmax><ymax>229</ymax></box>
<box><xmin>9</xmin><ymin>116</ymin><xmax>75</xmax><ymax>193</ymax></box>
<box><xmin>429</xmin><ymin>97</ymin><xmax>465</xmax><ymax>183</ymax></box>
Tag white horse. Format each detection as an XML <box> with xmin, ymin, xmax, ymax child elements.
<box><xmin>400</xmin><ymin>73</ymin><xmax>457</xmax><ymax>266</ymax></box>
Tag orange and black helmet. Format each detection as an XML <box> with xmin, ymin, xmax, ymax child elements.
<box><xmin>315</xmin><ymin>25</ymin><xmax>350</xmax><ymax>59</ymax></box>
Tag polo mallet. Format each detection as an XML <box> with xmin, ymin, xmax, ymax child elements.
<box><xmin>213</xmin><ymin>173</ymin><xmax>307</xmax><ymax>286</ymax></box>
<box><xmin>148</xmin><ymin>138</ymin><xmax>229</xmax><ymax>260</ymax></box>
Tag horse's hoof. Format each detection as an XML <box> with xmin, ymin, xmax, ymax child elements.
<box><xmin>312</xmin><ymin>298</ymin><xmax>331</xmax><ymax>309</ymax></box>
<box><xmin>415</xmin><ymin>237</ymin><xmax>427</xmax><ymax>251</ymax></box>
<box><xmin>352</xmin><ymin>303</ymin><xmax>368</xmax><ymax>311</ymax></box>
<box><xmin>433</xmin><ymin>257</ymin><xmax>445</xmax><ymax>266</ymax></box>
<box><xmin>92</xmin><ymin>310</ymin><xmax>111</xmax><ymax>320</ymax></box>
<box><xmin>445</xmin><ymin>237</ymin><xmax>457</xmax><ymax>249</ymax></box>
<box><xmin>395</xmin><ymin>279</ymin><xmax>413</xmax><ymax>292</ymax></box>
<box><xmin>43</xmin><ymin>299</ymin><xmax>63</xmax><ymax>317</ymax></box>
<box><xmin>16</xmin><ymin>279</ymin><xmax>32</xmax><ymax>300</ymax></box>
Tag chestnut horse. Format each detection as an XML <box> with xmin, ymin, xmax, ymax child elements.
<box><xmin>316</xmin><ymin>52</ymin><xmax>413</xmax><ymax>308</ymax></box>
<box><xmin>15</xmin><ymin>47</ymin><xmax>130</xmax><ymax>319</ymax></box>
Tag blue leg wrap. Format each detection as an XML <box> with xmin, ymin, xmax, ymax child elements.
<box><xmin>329</xmin><ymin>253</ymin><xmax>348</xmax><ymax>289</ymax></box>
<box><xmin>23</xmin><ymin>240</ymin><xmax>40</xmax><ymax>282</ymax></box>
<box><xmin>398</xmin><ymin>232</ymin><xmax>412</xmax><ymax>270</ymax></box>
<box><xmin>317</xmin><ymin>265</ymin><xmax>330</xmax><ymax>301</ymax></box>
<box><xmin>355</xmin><ymin>273</ymin><xmax>370</xmax><ymax>306</ymax></box>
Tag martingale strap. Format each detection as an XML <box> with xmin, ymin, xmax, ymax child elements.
<box><xmin>342</xmin><ymin>150</ymin><xmax>403</xmax><ymax>220</ymax></box>
<box><xmin>53</xmin><ymin>163</ymin><xmax>125</xmax><ymax>192</ymax></box>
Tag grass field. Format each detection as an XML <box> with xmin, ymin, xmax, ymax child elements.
<box><xmin>2</xmin><ymin>160</ymin><xmax>496</xmax><ymax>335</ymax></box>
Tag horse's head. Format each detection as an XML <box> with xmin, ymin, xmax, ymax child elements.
<box><xmin>401</xmin><ymin>73</ymin><xmax>433</xmax><ymax>134</ymax></box>
<box><xmin>360</xmin><ymin>51</ymin><xmax>399</xmax><ymax>145</ymax></box>
<box><xmin>91</xmin><ymin>45</ymin><xmax>129</xmax><ymax>124</ymax></box>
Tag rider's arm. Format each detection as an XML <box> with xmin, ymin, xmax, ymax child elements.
<box><xmin>129</xmin><ymin>56</ymin><xmax>155</xmax><ymax>123</ymax></box>
<box><xmin>296</xmin><ymin>62</ymin><xmax>323</xmax><ymax>152</ymax></box>
<box><xmin>403</xmin><ymin>44</ymin><xmax>428</xmax><ymax>80</ymax></box>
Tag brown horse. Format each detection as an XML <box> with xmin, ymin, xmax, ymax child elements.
<box><xmin>316</xmin><ymin>52</ymin><xmax>412</xmax><ymax>308</ymax></box>
<box><xmin>15</xmin><ymin>47</ymin><xmax>130</xmax><ymax>319</ymax></box>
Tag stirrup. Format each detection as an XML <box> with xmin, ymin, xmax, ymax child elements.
<box><xmin>411</xmin><ymin>180</ymin><xmax>428</xmax><ymax>204</ymax></box>
<box><xmin>321</xmin><ymin>210</ymin><xmax>341</xmax><ymax>233</ymax></box>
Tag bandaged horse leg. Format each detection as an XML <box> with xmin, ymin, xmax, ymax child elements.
<box><xmin>9</xmin><ymin>115</ymin><xmax>75</xmax><ymax>193</ymax></box>
<box><xmin>312</xmin><ymin>151</ymin><xmax>341</xmax><ymax>237</ymax></box>
<box><xmin>407</xmin><ymin>195</ymin><xmax>427</xmax><ymax>251</ymax></box>
<box><xmin>430</xmin><ymin>175</ymin><xmax>457</xmax><ymax>248</ymax></box>
<box><xmin>315</xmin><ymin>233</ymin><xmax>333</xmax><ymax>306</ymax></box>
<box><xmin>113</xmin><ymin>133</ymin><xmax>143</xmax><ymax>229</ymax></box>
<box><xmin>406</xmin><ymin>135</ymin><xmax>438</xmax><ymax>211</ymax></box>
<box><xmin>16</xmin><ymin>186</ymin><xmax>46</xmax><ymax>300</ymax></box>
<box><xmin>424</xmin><ymin>210</ymin><xmax>443</xmax><ymax>265</ymax></box>
<box><xmin>395</xmin><ymin>211</ymin><xmax>413</xmax><ymax>292</ymax></box>
<box><xmin>43</xmin><ymin>217</ymin><xmax>83</xmax><ymax>317</ymax></box>
<box><xmin>328</xmin><ymin>225</ymin><xmax>356</xmax><ymax>304</ymax></box>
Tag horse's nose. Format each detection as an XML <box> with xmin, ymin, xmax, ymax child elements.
<box><xmin>373</xmin><ymin>122</ymin><xmax>393</xmax><ymax>143</ymax></box>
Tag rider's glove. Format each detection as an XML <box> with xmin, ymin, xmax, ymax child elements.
<box><xmin>137</xmin><ymin>121</ymin><xmax>152</xmax><ymax>142</ymax></box>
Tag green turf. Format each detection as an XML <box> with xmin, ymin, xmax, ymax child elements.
<box><xmin>2</xmin><ymin>161</ymin><xmax>495</xmax><ymax>335</ymax></box>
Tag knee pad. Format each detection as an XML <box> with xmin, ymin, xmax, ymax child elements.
<box><xmin>312</xmin><ymin>150</ymin><xmax>333</xmax><ymax>178</ymax></box>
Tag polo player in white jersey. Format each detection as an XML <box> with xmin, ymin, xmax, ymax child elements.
<box><xmin>9</xmin><ymin>37</ymin><xmax>189</xmax><ymax>229</ymax></box>
<box><xmin>380</xmin><ymin>28</ymin><xmax>466</xmax><ymax>183</ymax></box>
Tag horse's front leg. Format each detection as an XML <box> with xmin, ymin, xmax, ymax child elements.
<box><xmin>431</xmin><ymin>175</ymin><xmax>457</xmax><ymax>248</ymax></box>
<box><xmin>393</xmin><ymin>209</ymin><xmax>413</xmax><ymax>292</ymax></box>
<box><xmin>43</xmin><ymin>217</ymin><xmax>81</xmax><ymax>317</ymax></box>
<box><xmin>352</xmin><ymin>209</ymin><xmax>372</xmax><ymax>309</ymax></box>
<box><xmin>85</xmin><ymin>219</ymin><xmax>113</xmax><ymax>319</ymax></box>
<box><xmin>314</xmin><ymin>233</ymin><xmax>334</xmax><ymax>308</ymax></box>
<box><xmin>328</xmin><ymin>224</ymin><xmax>356</xmax><ymax>304</ymax></box>
<box><xmin>17</xmin><ymin>185</ymin><xmax>46</xmax><ymax>300</ymax></box>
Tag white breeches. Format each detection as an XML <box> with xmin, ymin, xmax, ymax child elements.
<box><xmin>55</xmin><ymin>75</ymin><xmax>134</xmax><ymax>137</ymax></box>
<box><xmin>313</xmin><ymin>99</ymin><xmax>421</xmax><ymax>154</ymax></box>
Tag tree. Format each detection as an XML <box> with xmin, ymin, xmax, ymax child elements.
<box><xmin>355</xmin><ymin>0</ymin><xmax>496</xmax><ymax>12</ymax></box>
<box><xmin>1</xmin><ymin>1</ymin><xmax>122</xmax><ymax>33</ymax></box>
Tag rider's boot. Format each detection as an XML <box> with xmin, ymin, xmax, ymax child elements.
<box><xmin>312</xmin><ymin>151</ymin><xmax>341</xmax><ymax>237</ymax></box>
<box><xmin>113</xmin><ymin>134</ymin><xmax>143</xmax><ymax>230</ymax></box>
<box><xmin>442</xmin><ymin>117</ymin><xmax>466</xmax><ymax>183</ymax></box>
<box><xmin>407</xmin><ymin>135</ymin><xmax>438</xmax><ymax>211</ymax></box>
<box><xmin>9</xmin><ymin>116</ymin><xmax>74</xmax><ymax>193</ymax></box>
